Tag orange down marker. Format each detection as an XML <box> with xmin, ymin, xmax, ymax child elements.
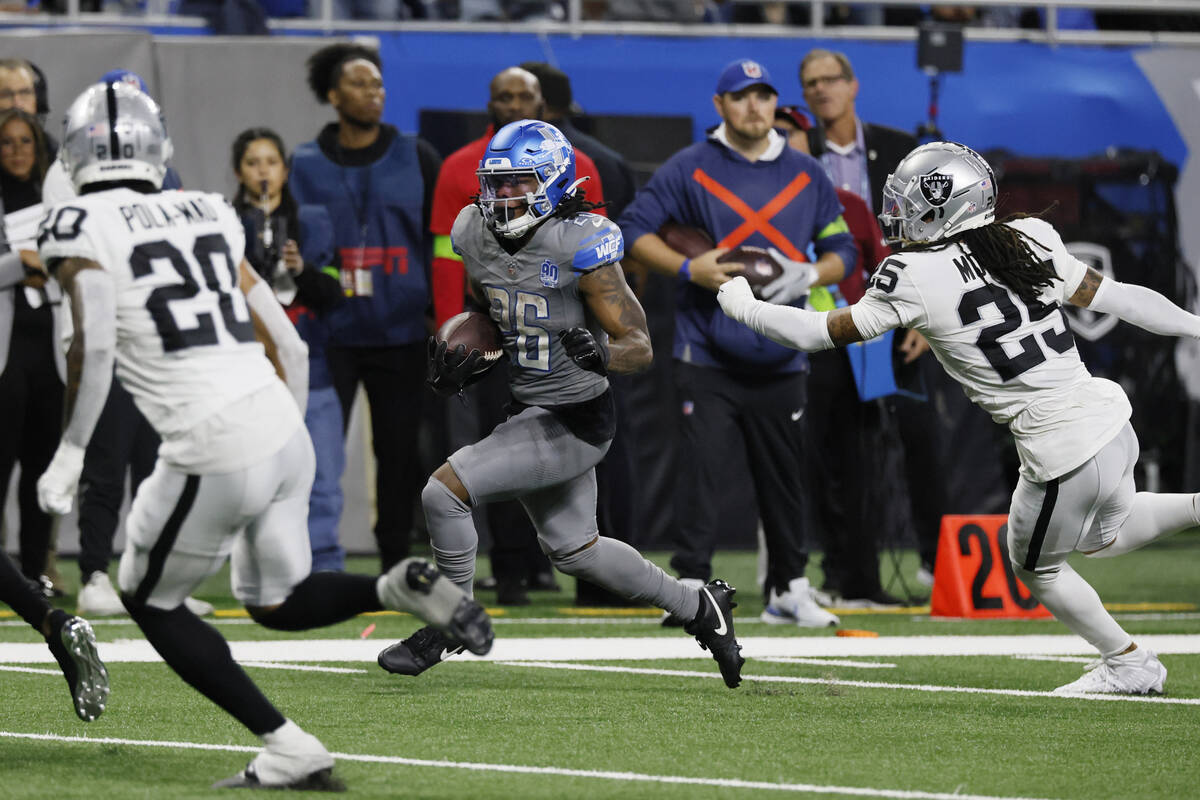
<box><xmin>929</xmin><ymin>515</ymin><xmax>1051</xmax><ymax>619</ymax></box>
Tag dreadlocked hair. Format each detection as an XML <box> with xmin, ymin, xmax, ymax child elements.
<box><xmin>905</xmin><ymin>212</ymin><xmax>1056</xmax><ymax>305</ymax></box>
<box><xmin>551</xmin><ymin>188</ymin><xmax>608</xmax><ymax>221</ymax></box>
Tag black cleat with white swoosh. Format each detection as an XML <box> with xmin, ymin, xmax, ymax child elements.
<box><xmin>377</xmin><ymin>625</ymin><xmax>465</xmax><ymax>676</ymax></box>
<box><xmin>684</xmin><ymin>579</ymin><xmax>744</xmax><ymax>688</ymax></box>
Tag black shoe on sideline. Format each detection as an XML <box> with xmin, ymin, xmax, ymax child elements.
<box><xmin>496</xmin><ymin>579</ymin><xmax>530</xmax><ymax>606</ymax></box>
<box><xmin>529</xmin><ymin>571</ymin><xmax>561</xmax><ymax>592</ymax></box>
<box><xmin>377</xmin><ymin>626</ymin><xmax>465</xmax><ymax>676</ymax></box>
<box><xmin>683</xmin><ymin>580</ymin><xmax>744</xmax><ymax>689</ymax></box>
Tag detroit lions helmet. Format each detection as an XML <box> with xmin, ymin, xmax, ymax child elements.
<box><xmin>476</xmin><ymin>119</ymin><xmax>581</xmax><ymax>239</ymax></box>
<box><xmin>877</xmin><ymin>141</ymin><xmax>996</xmax><ymax>244</ymax></box>
<box><xmin>60</xmin><ymin>81</ymin><xmax>172</xmax><ymax>192</ymax></box>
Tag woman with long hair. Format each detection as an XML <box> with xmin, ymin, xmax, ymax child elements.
<box><xmin>0</xmin><ymin>106</ymin><xmax>62</xmax><ymax>591</ymax></box>
<box><xmin>231</xmin><ymin>127</ymin><xmax>346</xmax><ymax>572</ymax></box>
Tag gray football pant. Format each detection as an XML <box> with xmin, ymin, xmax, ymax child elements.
<box><xmin>424</xmin><ymin>405</ymin><xmax>699</xmax><ymax>621</ymax></box>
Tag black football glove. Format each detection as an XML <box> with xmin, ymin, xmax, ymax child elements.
<box><xmin>427</xmin><ymin>337</ymin><xmax>485</xmax><ymax>397</ymax></box>
<box><xmin>558</xmin><ymin>327</ymin><xmax>608</xmax><ymax>376</ymax></box>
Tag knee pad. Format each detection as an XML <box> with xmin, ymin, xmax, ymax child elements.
<box><xmin>422</xmin><ymin>476</ymin><xmax>471</xmax><ymax>519</ymax></box>
<box><xmin>1013</xmin><ymin>561</ymin><xmax>1059</xmax><ymax>591</ymax></box>
<box><xmin>549</xmin><ymin>541</ymin><xmax>598</xmax><ymax>578</ymax></box>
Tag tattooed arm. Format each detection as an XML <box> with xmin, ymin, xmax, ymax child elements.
<box><xmin>36</xmin><ymin>257</ymin><xmax>116</xmax><ymax>515</ymax></box>
<box><xmin>578</xmin><ymin>262</ymin><xmax>653</xmax><ymax>374</ymax></box>
<box><xmin>1070</xmin><ymin>266</ymin><xmax>1200</xmax><ymax>338</ymax></box>
<box><xmin>55</xmin><ymin>257</ymin><xmax>116</xmax><ymax>448</ymax></box>
<box><xmin>717</xmin><ymin>275</ymin><xmax>870</xmax><ymax>351</ymax></box>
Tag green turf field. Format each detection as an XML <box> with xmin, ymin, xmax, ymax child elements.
<box><xmin>1</xmin><ymin>535</ymin><xmax>1197</xmax><ymax>799</ymax></box>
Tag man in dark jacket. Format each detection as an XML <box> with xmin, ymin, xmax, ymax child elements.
<box><xmin>289</xmin><ymin>43</ymin><xmax>442</xmax><ymax>571</ymax></box>
<box><xmin>621</xmin><ymin>59</ymin><xmax>856</xmax><ymax>628</ymax></box>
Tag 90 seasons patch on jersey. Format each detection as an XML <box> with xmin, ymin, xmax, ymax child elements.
<box><xmin>540</xmin><ymin>259</ymin><xmax>559</xmax><ymax>288</ymax></box>
<box><xmin>920</xmin><ymin>173</ymin><xmax>953</xmax><ymax>206</ymax></box>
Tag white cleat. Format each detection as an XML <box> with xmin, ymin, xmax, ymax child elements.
<box><xmin>1053</xmin><ymin>648</ymin><xmax>1167</xmax><ymax>695</ymax></box>
<box><xmin>760</xmin><ymin>577</ymin><xmax>839</xmax><ymax>628</ymax></box>
<box><xmin>213</xmin><ymin>719</ymin><xmax>344</xmax><ymax>791</ymax></box>
<box><xmin>77</xmin><ymin>572</ymin><xmax>126</xmax><ymax>617</ymax></box>
<box><xmin>183</xmin><ymin>596</ymin><xmax>215</xmax><ymax>616</ymax></box>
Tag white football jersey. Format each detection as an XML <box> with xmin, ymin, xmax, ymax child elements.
<box><xmin>851</xmin><ymin>216</ymin><xmax>1131</xmax><ymax>482</ymax></box>
<box><xmin>38</xmin><ymin>187</ymin><xmax>298</xmax><ymax>472</ymax></box>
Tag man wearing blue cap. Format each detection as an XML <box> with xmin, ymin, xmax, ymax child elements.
<box><xmin>620</xmin><ymin>59</ymin><xmax>856</xmax><ymax>628</ymax></box>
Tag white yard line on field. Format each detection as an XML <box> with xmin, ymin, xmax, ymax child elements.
<box><xmin>758</xmin><ymin>657</ymin><xmax>897</xmax><ymax>669</ymax></box>
<box><xmin>497</xmin><ymin>661</ymin><xmax>1200</xmax><ymax>706</ymax></box>
<box><xmin>0</xmin><ymin>730</ymin><xmax>1058</xmax><ymax>800</ymax></box>
<box><xmin>240</xmin><ymin>662</ymin><xmax>369</xmax><ymax>674</ymax></box>
<box><xmin>0</xmin><ymin>664</ymin><xmax>60</xmax><ymax>675</ymax></box>
<box><xmin>3</xmin><ymin>634</ymin><xmax>1200</xmax><ymax>665</ymax></box>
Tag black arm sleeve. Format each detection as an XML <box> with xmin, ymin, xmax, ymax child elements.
<box><xmin>293</xmin><ymin>264</ymin><xmax>345</xmax><ymax>313</ymax></box>
<box><xmin>417</xmin><ymin>137</ymin><xmax>443</xmax><ymax>234</ymax></box>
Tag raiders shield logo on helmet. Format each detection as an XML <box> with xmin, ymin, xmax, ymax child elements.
<box><xmin>920</xmin><ymin>173</ymin><xmax>953</xmax><ymax>207</ymax></box>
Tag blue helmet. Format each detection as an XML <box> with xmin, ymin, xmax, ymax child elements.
<box><xmin>476</xmin><ymin>119</ymin><xmax>578</xmax><ymax>238</ymax></box>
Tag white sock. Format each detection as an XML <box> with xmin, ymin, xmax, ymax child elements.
<box><xmin>262</xmin><ymin>719</ymin><xmax>303</xmax><ymax>746</ymax></box>
<box><xmin>1092</xmin><ymin>492</ymin><xmax>1200</xmax><ymax>558</ymax></box>
<box><xmin>1017</xmin><ymin>563</ymin><xmax>1132</xmax><ymax>657</ymax></box>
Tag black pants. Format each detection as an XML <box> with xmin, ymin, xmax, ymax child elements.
<box><xmin>890</xmin><ymin>353</ymin><xmax>949</xmax><ymax>568</ymax></box>
<box><xmin>328</xmin><ymin>343</ymin><xmax>426</xmax><ymax>571</ymax></box>
<box><xmin>77</xmin><ymin>379</ymin><xmax>160</xmax><ymax>579</ymax></box>
<box><xmin>805</xmin><ymin>349</ymin><xmax>883</xmax><ymax>598</ymax></box>
<box><xmin>0</xmin><ymin>308</ymin><xmax>62</xmax><ymax>580</ymax></box>
<box><xmin>670</xmin><ymin>363</ymin><xmax>809</xmax><ymax>596</ymax></box>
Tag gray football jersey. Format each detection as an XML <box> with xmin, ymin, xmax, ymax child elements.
<box><xmin>451</xmin><ymin>206</ymin><xmax>622</xmax><ymax>406</ymax></box>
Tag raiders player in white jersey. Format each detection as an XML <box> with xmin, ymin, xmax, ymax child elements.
<box><xmin>719</xmin><ymin>142</ymin><xmax>1200</xmax><ymax>695</ymax></box>
<box><xmin>35</xmin><ymin>81</ymin><xmax>493</xmax><ymax>791</ymax></box>
<box><xmin>376</xmin><ymin>119</ymin><xmax>745</xmax><ymax>689</ymax></box>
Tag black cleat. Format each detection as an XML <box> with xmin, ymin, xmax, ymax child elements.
<box><xmin>447</xmin><ymin>596</ymin><xmax>494</xmax><ymax>656</ymax></box>
<box><xmin>213</xmin><ymin>765</ymin><xmax>346</xmax><ymax>792</ymax></box>
<box><xmin>684</xmin><ymin>580</ymin><xmax>745</xmax><ymax>689</ymax></box>
<box><xmin>46</xmin><ymin>616</ymin><xmax>109</xmax><ymax>722</ymax></box>
<box><xmin>529</xmin><ymin>571</ymin><xmax>561</xmax><ymax>592</ymax></box>
<box><xmin>377</xmin><ymin>626</ymin><xmax>465</xmax><ymax>676</ymax></box>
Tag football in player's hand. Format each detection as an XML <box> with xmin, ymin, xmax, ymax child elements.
<box><xmin>435</xmin><ymin>311</ymin><xmax>505</xmax><ymax>372</ymax></box>
<box><xmin>658</xmin><ymin>221</ymin><xmax>715</xmax><ymax>258</ymax></box>
<box><xmin>717</xmin><ymin>246</ymin><xmax>784</xmax><ymax>297</ymax></box>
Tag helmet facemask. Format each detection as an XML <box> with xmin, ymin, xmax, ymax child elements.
<box><xmin>477</xmin><ymin>165</ymin><xmax>558</xmax><ymax>239</ymax></box>
<box><xmin>475</xmin><ymin>119</ymin><xmax>578</xmax><ymax>239</ymax></box>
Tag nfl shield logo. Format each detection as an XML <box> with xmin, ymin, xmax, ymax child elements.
<box><xmin>540</xmin><ymin>260</ymin><xmax>559</xmax><ymax>288</ymax></box>
<box><xmin>742</xmin><ymin>61</ymin><xmax>763</xmax><ymax>79</ymax></box>
<box><xmin>920</xmin><ymin>173</ymin><xmax>953</xmax><ymax>207</ymax></box>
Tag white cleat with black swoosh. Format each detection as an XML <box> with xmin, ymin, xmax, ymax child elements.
<box><xmin>684</xmin><ymin>580</ymin><xmax>745</xmax><ymax>688</ymax></box>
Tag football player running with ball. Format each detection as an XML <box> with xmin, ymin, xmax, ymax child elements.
<box><xmin>719</xmin><ymin>141</ymin><xmax>1200</xmax><ymax>695</ymax></box>
<box><xmin>37</xmin><ymin>81</ymin><xmax>492</xmax><ymax>791</ymax></box>
<box><xmin>377</xmin><ymin>120</ymin><xmax>745</xmax><ymax>688</ymax></box>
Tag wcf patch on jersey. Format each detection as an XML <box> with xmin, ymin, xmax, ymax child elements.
<box><xmin>540</xmin><ymin>260</ymin><xmax>560</xmax><ymax>288</ymax></box>
<box><xmin>592</xmin><ymin>234</ymin><xmax>621</xmax><ymax>262</ymax></box>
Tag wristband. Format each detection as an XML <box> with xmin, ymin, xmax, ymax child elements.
<box><xmin>678</xmin><ymin>259</ymin><xmax>691</xmax><ymax>281</ymax></box>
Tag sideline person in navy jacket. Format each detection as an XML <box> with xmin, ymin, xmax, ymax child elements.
<box><xmin>620</xmin><ymin>59</ymin><xmax>855</xmax><ymax>629</ymax></box>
